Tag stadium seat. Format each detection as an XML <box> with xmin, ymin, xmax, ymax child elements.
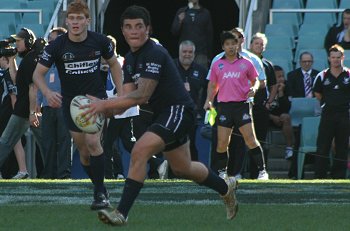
<box><xmin>294</xmin><ymin>48</ymin><xmax>328</xmax><ymax>63</ymax></box>
<box><xmin>289</xmin><ymin>97</ymin><xmax>318</xmax><ymax>127</ymax></box>
<box><xmin>306</xmin><ymin>0</ymin><xmax>337</xmax><ymax>9</ymax></box>
<box><xmin>263</xmin><ymin>49</ymin><xmax>294</xmax><ymax>63</ymax></box>
<box><xmin>339</xmin><ymin>0</ymin><xmax>350</xmax><ymax>9</ymax></box>
<box><xmin>0</xmin><ymin>24</ymin><xmax>12</xmax><ymax>38</ymax></box>
<box><xmin>297</xmin><ymin>116</ymin><xmax>321</xmax><ymax>179</ymax></box>
<box><xmin>303</xmin><ymin>13</ymin><xmax>336</xmax><ymax>27</ymax></box>
<box><xmin>272</xmin><ymin>0</ymin><xmax>303</xmax><ymax>9</ymax></box>
<box><xmin>268</xmin><ymin>58</ymin><xmax>293</xmax><ymax>74</ymax></box>
<box><xmin>265</xmin><ymin>24</ymin><xmax>298</xmax><ymax>38</ymax></box>
<box><xmin>265</xmin><ymin>35</ymin><xmax>295</xmax><ymax>50</ymax></box>
<box><xmin>298</xmin><ymin>24</ymin><xmax>330</xmax><ymax>38</ymax></box>
<box><xmin>271</xmin><ymin>12</ymin><xmax>302</xmax><ymax>27</ymax></box>
<box><xmin>16</xmin><ymin>23</ymin><xmax>45</xmax><ymax>37</ymax></box>
<box><xmin>295</xmin><ymin>36</ymin><xmax>326</xmax><ymax>61</ymax></box>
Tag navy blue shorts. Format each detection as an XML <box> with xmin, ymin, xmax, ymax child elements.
<box><xmin>217</xmin><ymin>101</ymin><xmax>252</xmax><ymax>129</ymax></box>
<box><xmin>147</xmin><ymin>105</ymin><xmax>195</xmax><ymax>152</ymax></box>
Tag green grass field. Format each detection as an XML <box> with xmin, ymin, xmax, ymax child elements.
<box><xmin>1</xmin><ymin>179</ymin><xmax>350</xmax><ymax>231</ymax></box>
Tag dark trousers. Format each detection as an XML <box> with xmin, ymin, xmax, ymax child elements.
<box><xmin>103</xmin><ymin>118</ymin><xmax>128</xmax><ymax>179</ymax></box>
<box><xmin>40</xmin><ymin>107</ymin><xmax>72</xmax><ymax>179</ymax></box>
<box><xmin>249</xmin><ymin>106</ymin><xmax>269</xmax><ymax>178</ymax></box>
<box><xmin>315</xmin><ymin>110</ymin><xmax>349</xmax><ymax>179</ymax></box>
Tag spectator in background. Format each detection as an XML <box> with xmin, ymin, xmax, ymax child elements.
<box><xmin>269</xmin><ymin>65</ymin><xmax>294</xmax><ymax>160</ymax></box>
<box><xmin>324</xmin><ymin>8</ymin><xmax>350</xmax><ymax>51</ymax></box>
<box><xmin>0</xmin><ymin>55</ymin><xmax>27</xmax><ymax>179</ymax></box>
<box><xmin>100</xmin><ymin>34</ymin><xmax>126</xmax><ymax>180</ymax></box>
<box><xmin>0</xmin><ymin>28</ymin><xmax>43</xmax><ymax>179</ymax></box>
<box><xmin>37</xmin><ymin>27</ymin><xmax>72</xmax><ymax>179</ymax></box>
<box><xmin>171</xmin><ymin>0</ymin><xmax>213</xmax><ymax>69</ymax></box>
<box><xmin>287</xmin><ymin>52</ymin><xmax>319</xmax><ymax>98</ymax></box>
<box><xmin>313</xmin><ymin>44</ymin><xmax>349</xmax><ymax>179</ymax></box>
<box><xmin>174</xmin><ymin>40</ymin><xmax>208</xmax><ymax>160</ymax></box>
<box><xmin>247</xmin><ymin>32</ymin><xmax>277</xmax><ymax>179</ymax></box>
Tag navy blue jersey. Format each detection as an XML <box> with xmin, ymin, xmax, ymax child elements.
<box><xmin>39</xmin><ymin>31</ymin><xmax>113</xmax><ymax>101</ymax></box>
<box><xmin>123</xmin><ymin>39</ymin><xmax>194</xmax><ymax>114</ymax></box>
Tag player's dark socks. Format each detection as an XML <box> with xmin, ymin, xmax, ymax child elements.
<box><xmin>226</xmin><ymin>154</ymin><xmax>235</xmax><ymax>176</ymax></box>
<box><xmin>82</xmin><ymin>164</ymin><xmax>95</xmax><ymax>185</ymax></box>
<box><xmin>90</xmin><ymin>153</ymin><xmax>106</xmax><ymax>193</ymax></box>
<box><xmin>117</xmin><ymin>178</ymin><xmax>144</xmax><ymax>218</ymax></box>
<box><xmin>199</xmin><ymin>168</ymin><xmax>228</xmax><ymax>195</ymax></box>
<box><xmin>250</xmin><ymin>146</ymin><xmax>266</xmax><ymax>171</ymax></box>
<box><xmin>215</xmin><ymin>151</ymin><xmax>228</xmax><ymax>171</ymax></box>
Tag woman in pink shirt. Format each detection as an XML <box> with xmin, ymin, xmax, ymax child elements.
<box><xmin>204</xmin><ymin>30</ymin><xmax>269</xmax><ymax>180</ymax></box>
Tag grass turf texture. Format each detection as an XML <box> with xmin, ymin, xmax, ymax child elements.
<box><xmin>0</xmin><ymin>179</ymin><xmax>350</xmax><ymax>231</ymax></box>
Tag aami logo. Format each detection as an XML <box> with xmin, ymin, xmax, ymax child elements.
<box><xmin>223</xmin><ymin>71</ymin><xmax>240</xmax><ymax>79</ymax></box>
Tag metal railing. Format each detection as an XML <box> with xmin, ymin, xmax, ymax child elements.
<box><xmin>0</xmin><ymin>9</ymin><xmax>42</xmax><ymax>24</ymax></box>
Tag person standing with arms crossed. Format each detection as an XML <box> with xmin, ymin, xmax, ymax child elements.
<box><xmin>32</xmin><ymin>0</ymin><xmax>123</xmax><ymax>209</ymax></box>
<box><xmin>82</xmin><ymin>5</ymin><xmax>238</xmax><ymax>225</ymax></box>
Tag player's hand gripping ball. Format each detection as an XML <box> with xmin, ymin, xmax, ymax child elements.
<box><xmin>70</xmin><ymin>95</ymin><xmax>105</xmax><ymax>133</ymax></box>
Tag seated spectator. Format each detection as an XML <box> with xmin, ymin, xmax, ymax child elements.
<box><xmin>287</xmin><ymin>52</ymin><xmax>319</xmax><ymax>98</ymax></box>
<box><xmin>324</xmin><ymin>8</ymin><xmax>350</xmax><ymax>51</ymax></box>
<box><xmin>339</xmin><ymin>26</ymin><xmax>350</xmax><ymax>49</ymax></box>
<box><xmin>269</xmin><ymin>65</ymin><xmax>294</xmax><ymax>160</ymax></box>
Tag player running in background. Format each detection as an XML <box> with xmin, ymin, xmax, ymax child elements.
<box><xmin>32</xmin><ymin>0</ymin><xmax>123</xmax><ymax>210</ymax></box>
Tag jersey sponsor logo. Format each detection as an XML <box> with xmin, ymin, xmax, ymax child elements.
<box><xmin>132</xmin><ymin>73</ymin><xmax>141</xmax><ymax>85</ymax></box>
<box><xmin>193</xmin><ymin>70</ymin><xmax>199</xmax><ymax>78</ymax></box>
<box><xmin>64</xmin><ymin>58</ymin><xmax>99</xmax><ymax>75</ymax></box>
<box><xmin>242</xmin><ymin>113</ymin><xmax>250</xmax><ymax>121</ymax></box>
<box><xmin>219</xmin><ymin>115</ymin><xmax>227</xmax><ymax>122</ymax></box>
<box><xmin>62</xmin><ymin>52</ymin><xmax>75</xmax><ymax>61</ymax></box>
<box><xmin>218</xmin><ymin>63</ymin><xmax>224</xmax><ymax>70</ymax></box>
<box><xmin>145</xmin><ymin>62</ymin><xmax>161</xmax><ymax>74</ymax></box>
<box><xmin>343</xmin><ymin>77</ymin><xmax>350</xmax><ymax>85</ymax></box>
<box><xmin>239</xmin><ymin>63</ymin><xmax>247</xmax><ymax>70</ymax></box>
<box><xmin>323</xmin><ymin>79</ymin><xmax>330</xmax><ymax>85</ymax></box>
<box><xmin>108</xmin><ymin>42</ymin><xmax>113</xmax><ymax>53</ymax></box>
<box><xmin>41</xmin><ymin>50</ymin><xmax>51</xmax><ymax>61</ymax></box>
<box><xmin>223</xmin><ymin>71</ymin><xmax>240</xmax><ymax>79</ymax></box>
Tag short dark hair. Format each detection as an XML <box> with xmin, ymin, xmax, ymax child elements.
<box><xmin>220</xmin><ymin>30</ymin><xmax>238</xmax><ymax>46</ymax></box>
<box><xmin>299</xmin><ymin>51</ymin><xmax>313</xmax><ymax>61</ymax></box>
<box><xmin>120</xmin><ymin>5</ymin><xmax>151</xmax><ymax>28</ymax></box>
<box><xmin>273</xmin><ymin>65</ymin><xmax>284</xmax><ymax>72</ymax></box>
<box><xmin>50</xmin><ymin>27</ymin><xmax>67</xmax><ymax>36</ymax></box>
<box><xmin>328</xmin><ymin>44</ymin><xmax>344</xmax><ymax>56</ymax></box>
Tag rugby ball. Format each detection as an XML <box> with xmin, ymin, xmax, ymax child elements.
<box><xmin>70</xmin><ymin>95</ymin><xmax>105</xmax><ymax>133</ymax></box>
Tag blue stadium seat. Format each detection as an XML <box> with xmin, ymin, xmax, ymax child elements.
<box><xmin>297</xmin><ymin>116</ymin><xmax>321</xmax><ymax>179</ymax></box>
<box><xmin>303</xmin><ymin>13</ymin><xmax>336</xmax><ymax>27</ymax></box>
<box><xmin>298</xmin><ymin>24</ymin><xmax>330</xmax><ymax>38</ymax></box>
<box><xmin>265</xmin><ymin>35</ymin><xmax>295</xmax><ymax>50</ymax></box>
<box><xmin>295</xmin><ymin>36</ymin><xmax>326</xmax><ymax>61</ymax></box>
<box><xmin>263</xmin><ymin>49</ymin><xmax>294</xmax><ymax>62</ymax></box>
<box><xmin>294</xmin><ymin>48</ymin><xmax>328</xmax><ymax>64</ymax></box>
<box><xmin>306</xmin><ymin>0</ymin><xmax>337</xmax><ymax>8</ymax></box>
<box><xmin>265</xmin><ymin>24</ymin><xmax>298</xmax><ymax>38</ymax></box>
<box><xmin>339</xmin><ymin>0</ymin><xmax>350</xmax><ymax>9</ymax></box>
<box><xmin>272</xmin><ymin>0</ymin><xmax>303</xmax><ymax>9</ymax></box>
<box><xmin>289</xmin><ymin>97</ymin><xmax>318</xmax><ymax>127</ymax></box>
<box><xmin>16</xmin><ymin>23</ymin><xmax>45</xmax><ymax>37</ymax></box>
<box><xmin>270</xmin><ymin>59</ymin><xmax>293</xmax><ymax>74</ymax></box>
<box><xmin>271</xmin><ymin>12</ymin><xmax>302</xmax><ymax>27</ymax></box>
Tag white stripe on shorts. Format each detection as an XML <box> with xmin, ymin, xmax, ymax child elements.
<box><xmin>165</xmin><ymin>105</ymin><xmax>184</xmax><ymax>132</ymax></box>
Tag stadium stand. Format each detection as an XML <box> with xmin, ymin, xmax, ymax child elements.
<box><xmin>289</xmin><ymin>97</ymin><xmax>318</xmax><ymax>127</ymax></box>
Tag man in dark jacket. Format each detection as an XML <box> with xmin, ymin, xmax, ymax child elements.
<box><xmin>287</xmin><ymin>52</ymin><xmax>319</xmax><ymax>98</ymax></box>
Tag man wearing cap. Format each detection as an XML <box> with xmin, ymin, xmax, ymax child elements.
<box><xmin>0</xmin><ymin>27</ymin><xmax>43</xmax><ymax>178</ymax></box>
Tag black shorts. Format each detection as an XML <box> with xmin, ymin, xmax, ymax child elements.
<box><xmin>147</xmin><ymin>105</ymin><xmax>195</xmax><ymax>152</ymax></box>
<box><xmin>217</xmin><ymin>101</ymin><xmax>252</xmax><ymax>128</ymax></box>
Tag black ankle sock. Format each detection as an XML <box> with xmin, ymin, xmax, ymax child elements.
<box><xmin>90</xmin><ymin>153</ymin><xmax>106</xmax><ymax>193</ymax></box>
<box><xmin>117</xmin><ymin>178</ymin><xmax>144</xmax><ymax>217</ymax></box>
<box><xmin>199</xmin><ymin>168</ymin><xmax>228</xmax><ymax>195</ymax></box>
<box><xmin>215</xmin><ymin>151</ymin><xmax>228</xmax><ymax>171</ymax></box>
<box><xmin>82</xmin><ymin>164</ymin><xmax>95</xmax><ymax>185</ymax></box>
<box><xmin>250</xmin><ymin>146</ymin><xmax>266</xmax><ymax>171</ymax></box>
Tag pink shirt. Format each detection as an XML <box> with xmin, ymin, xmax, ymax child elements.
<box><xmin>209</xmin><ymin>56</ymin><xmax>258</xmax><ymax>102</ymax></box>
